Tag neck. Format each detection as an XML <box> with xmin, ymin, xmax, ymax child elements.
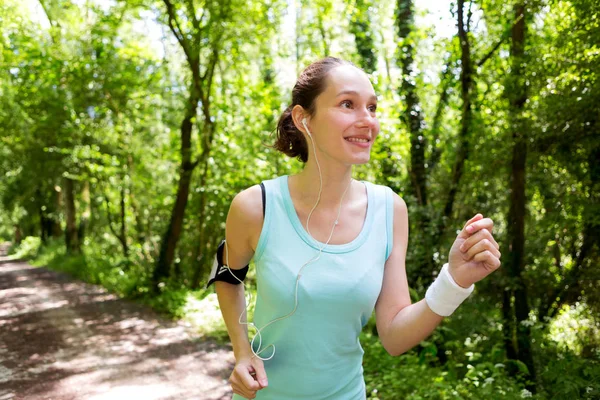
<box><xmin>291</xmin><ymin>159</ymin><xmax>354</xmax><ymax>209</ymax></box>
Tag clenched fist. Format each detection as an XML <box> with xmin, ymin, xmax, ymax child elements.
<box><xmin>448</xmin><ymin>213</ymin><xmax>501</xmax><ymax>288</ymax></box>
<box><xmin>229</xmin><ymin>355</ymin><xmax>268</xmax><ymax>399</ymax></box>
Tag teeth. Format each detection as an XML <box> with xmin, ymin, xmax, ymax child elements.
<box><xmin>346</xmin><ymin>137</ymin><xmax>369</xmax><ymax>143</ymax></box>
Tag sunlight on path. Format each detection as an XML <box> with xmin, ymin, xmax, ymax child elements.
<box><xmin>0</xmin><ymin>251</ymin><xmax>234</xmax><ymax>400</ymax></box>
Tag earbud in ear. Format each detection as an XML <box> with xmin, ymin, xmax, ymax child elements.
<box><xmin>302</xmin><ymin>118</ymin><xmax>311</xmax><ymax>137</ymax></box>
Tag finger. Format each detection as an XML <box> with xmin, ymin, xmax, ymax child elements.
<box><xmin>462</xmin><ymin>213</ymin><xmax>483</xmax><ymax>230</ymax></box>
<box><xmin>460</xmin><ymin>229</ymin><xmax>499</xmax><ymax>252</ymax></box>
<box><xmin>236</xmin><ymin>366</ymin><xmax>261</xmax><ymax>391</ymax></box>
<box><xmin>464</xmin><ymin>239</ymin><xmax>501</xmax><ymax>261</ymax></box>
<box><xmin>458</xmin><ymin>214</ymin><xmax>483</xmax><ymax>239</ymax></box>
<box><xmin>252</xmin><ymin>358</ymin><xmax>269</xmax><ymax>388</ymax></box>
<box><xmin>472</xmin><ymin>250</ymin><xmax>501</xmax><ymax>269</ymax></box>
<box><xmin>465</xmin><ymin>217</ymin><xmax>494</xmax><ymax>235</ymax></box>
<box><xmin>231</xmin><ymin>383</ymin><xmax>256</xmax><ymax>399</ymax></box>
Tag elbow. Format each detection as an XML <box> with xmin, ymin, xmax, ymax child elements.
<box><xmin>389</xmin><ymin>346</ymin><xmax>409</xmax><ymax>357</ymax></box>
<box><xmin>384</xmin><ymin>345</ymin><xmax>406</xmax><ymax>357</ymax></box>
<box><xmin>381</xmin><ymin>337</ymin><xmax>407</xmax><ymax>357</ymax></box>
<box><xmin>386</xmin><ymin>347</ymin><xmax>401</xmax><ymax>357</ymax></box>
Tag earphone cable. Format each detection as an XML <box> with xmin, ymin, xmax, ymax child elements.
<box><xmin>223</xmin><ymin>120</ymin><xmax>352</xmax><ymax>361</ymax></box>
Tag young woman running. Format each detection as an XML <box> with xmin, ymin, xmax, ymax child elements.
<box><xmin>212</xmin><ymin>57</ymin><xmax>501</xmax><ymax>399</ymax></box>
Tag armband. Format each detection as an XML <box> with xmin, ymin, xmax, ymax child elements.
<box><xmin>205</xmin><ymin>239</ymin><xmax>249</xmax><ymax>288</ymax></box>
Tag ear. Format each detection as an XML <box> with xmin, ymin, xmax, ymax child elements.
<box><xmin>291</xmin><ymin>105</ymin><xmax>309</xmax><ymax>134</ymax></box>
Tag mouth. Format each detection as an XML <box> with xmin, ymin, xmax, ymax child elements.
<box><xmin>344</xmin><ymin>137</ymin><xmax>371</xmax><ymax>143</ymax></box>
<box><xmin>344</xmin><ymin>136</ymin><xmax>372</xmax><ymax>148</ymax></box>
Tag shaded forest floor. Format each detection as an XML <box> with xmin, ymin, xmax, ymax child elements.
<box><xmin>0</xmin><ymin>243</ymin><xmax>235</xmax><ymax>400</ymax></box>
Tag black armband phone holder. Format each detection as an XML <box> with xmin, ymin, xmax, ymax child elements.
<box><xmin>205</xmin><ymin>239</ymin><xmax>249</xmax><ymax>288</ymax></box>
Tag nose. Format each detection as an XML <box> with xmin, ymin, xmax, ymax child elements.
<box><xmin>356</xmin><ymin>109</ymin><xmax>379</xmax><ymax>132</ymax></box>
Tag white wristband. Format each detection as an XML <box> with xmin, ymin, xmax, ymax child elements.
<box><xmin>425</xmin><ymin>263</ymin><xmax>475</xmax><ymax>317</ymax></box>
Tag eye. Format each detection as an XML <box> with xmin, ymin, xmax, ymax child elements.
<box><xmin>368</xmin><ymin>104</ymin><xmax>378</xmax><ymax>112</ymax></box>
<box><xmin>340</xmin><ymin>100</ymin><xmax>353</xmax><ymax>109</ymax></box>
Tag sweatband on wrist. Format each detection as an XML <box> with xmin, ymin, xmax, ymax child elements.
<box><xmin>425</xmin><ymin>263</ymin><xmax>474</xmax><ymax>317</ymax></box>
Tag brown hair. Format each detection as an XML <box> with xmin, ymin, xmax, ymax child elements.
<box><xmin>273</xmin><ymin>57</ymin><xmax>358</xmax><ymax>163</ymax></box>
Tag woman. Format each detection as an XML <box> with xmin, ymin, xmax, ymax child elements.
<box><xmin>213</xmin><ymin>57</ymin><xmax>501</xmax><ymax>399</ymax></box>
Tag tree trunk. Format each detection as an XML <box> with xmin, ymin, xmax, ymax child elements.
<box><xmin>191</xmin><ymin>154</ymin><xmax>212</xmax><ymax>288</ymax></box>
<box><xmin>427</xmin><ymin>0</ymin><xmax>475</xmax><ymax>287</ymax></box>
<box><xmin>153</xmin><ymin>85</ymin><xmax>201</xmax><ymax>290</ymax></box>
<box><xmin>127</xmin><ymin>154</ymin><xmax>149</xmax><ymax>261</ymax></box>
<box><xmin>120</xmin><ymin>183</ymin><xmax>128</xmax><ymax>258</ymax></box>
<box><xmin>14</xmin><ymin>225</ymin><xmax>22</xmax><ymax>245</ymax></box>
<box><xmin>52</xmin><ymin>184</ymin><xmax>63</xmax><ymax>238</ymax></box>
<box><xmin>78</xmin><ymin>180</ymin><xmax>91</xmax><ymax>244</ymax></box>
<box><xmin>154</xmin><ymin>0</ymin><xmax>226</xmax><ymax>291</ymax></box>
<box><xmin>38</xmin><ymin>188</ymin><xmax>52</xmax><ymax>244</ymax></box>
<box><xmin>316</xmin><ymin>15</ymin><xmax>329</xmax><ymax>56</ymax></box>
<box><xmin>395</xmin><ymin>0</ymin><xmax>435</xmax><ymax>287</ymax></box>
<box><xmin>429</xmin><ymin>62</ymin><xmax>452</xmax><ymax>172</ymax></box>
<box><xmin>64</xmin><ymin>176</ymin><xmax>80</xmax><ymax>254</ymax></box>
<box><xmin>397</xmin><ymin>0</ymin><xmax>427</xmax><ymax>209</ymax></box>
<box><xmin>350</xmin><ymin>0</ymin><xmax>376</xmax><ymax>74</ymax></box>
<box><xmin>503</xmin><ymin>2</ymin><xmax>536</xmax><ymax>392</ymax></box>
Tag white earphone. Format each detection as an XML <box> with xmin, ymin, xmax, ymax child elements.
<box><xmin>302</xmin><ymin>117</ymin><xmax>311</xmax><ymax>137</ymax></box>
<box><xmin>222</xmin><ymin>115</ymin><xmax>353</xmax><ymax>361</ymax></box>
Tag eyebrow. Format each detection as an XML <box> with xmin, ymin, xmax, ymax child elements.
<box><xmin>336</xmin><ymin>90</ymin><xmax>378</xmax><ymax>102</ymax></box>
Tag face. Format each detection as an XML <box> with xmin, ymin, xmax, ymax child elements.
<box><xmin>305</xmin><ymin>65</ymin><xmax>380</xmax><ymax>166</ymax></box>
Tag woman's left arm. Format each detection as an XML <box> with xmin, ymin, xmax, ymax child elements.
<box><xmin>374</xmin><ymin>193</ymin><xmax>501</xmax><ymax>357</ymax></box>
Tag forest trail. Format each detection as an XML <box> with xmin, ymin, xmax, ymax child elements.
<box><xmin>0</xmin><ymin>243</ymin><xmax>234</xmax><ymax>400</ymax></box>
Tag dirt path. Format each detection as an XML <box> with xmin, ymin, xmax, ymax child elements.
<box><xmin>0</xmin><ymin>243</ymin><xmax>235</xmax><ymax>400</ymax></box>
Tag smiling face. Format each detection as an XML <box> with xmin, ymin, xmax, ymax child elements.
<box><xmin>302</xmin><ymin>65</ymin><xmax>380</xmax><ymax>166</ymax></box>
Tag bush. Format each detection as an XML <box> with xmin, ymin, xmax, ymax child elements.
<box><xmin>9</xmin><ymin>236</ymin><xmax>42</xmax><ymax>259</ymax></box>
<box><xmin>537</xmin><ymin>342</ymin><xmax>600</xmax><ymax>399</ymax></box>
<box><xmin>360</xmin><ymin>300</ymin><xmax>538</xmax><ymax>400</ymax></box>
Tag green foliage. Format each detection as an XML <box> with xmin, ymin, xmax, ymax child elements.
<box><xmin>27</xmin><ymin>237</ymin><xmax>142</xmax><ymax>298</ymax></box>
<box><xmin>8</xmin><ymin>236</ymin><xmax>42</xmax><ymax>259</ymax></box>
<box><xmin>537</xmin><ymin>341</ymin><xmax>600</xmax><ymax>399</ymax></box>
<box><xmin>1</xmin><ymin>0</ymin><xmax>599</xmax><ymax>396</ymax></box>
<box><xmin>143</xmin><ymin>284</ymin><xmax>190</xmax><ymax>319</ymax></box>
<box><xmin>361</xmin><ymin>330</ymin><xmax>531</xmax><ymax>399</ymax></box>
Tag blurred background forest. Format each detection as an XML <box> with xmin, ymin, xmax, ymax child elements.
<box><xmin>0</xmin><ymin>0</ymin><xmax>599</xmax><ymax>398</ymax></box>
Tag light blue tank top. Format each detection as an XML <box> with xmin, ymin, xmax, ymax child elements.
<box><xmin>233</xmin><ymin>175</ymin><xmax>394</xmax><ymax>400</ymax></box>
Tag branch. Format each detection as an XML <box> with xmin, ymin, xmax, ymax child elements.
<box><xmin>476</xmin><ymin>12</ymin><xmax>524</xmax><ymax>67</ymax></box>
<box><xmin>205</xmin><ymin>46</ymin><xmax>220</xmax><ymax>101</ymax></box>
<box><xmin>466</xmin><ymin>0</ymin><xmax>473</xmax><ymax>33</ymax></box>
<box><xmin>185</xmin><ymin>0</ymin><xmax>200</xmax><ymax>32</ymax></box>
<box><xmin>185</xmin><ymin>0</ymin><xmax>201</xmax><ymax>56</ymax></box>
<box><xmin>194</xmin><ymin>5</ymin><xmax>209</xmax><ymax>53</ymax></box>
<box><xmin>162</xmin><ymin>0</ymin><xmax>195</xmax><ymax>65</ymax></box>
<box><xmin>477</xmin><ymin>35</ymin><xmax>507</xmax><ymax>67</ymax></box>
<box><xmin>38</xmin><ymin>0</ymin><xmax>60</xmax><ymax>29</ymax></box>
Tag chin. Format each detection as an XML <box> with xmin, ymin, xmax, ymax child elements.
<box><xmin>347</xmin><ymin>154</ymin><xmax>371</xmax><ymax>165</ymax></box>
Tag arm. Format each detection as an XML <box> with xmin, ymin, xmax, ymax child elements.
<box><xmin>215</xmin><ymin>186</ymin><xmax>261</xmax><ymax>358</ymax></box>
<box><xmin>215</xmin><ymin>185</ymin><xmax>269</xmax><ymax>396</ymax></box>
<box><xmin>374</xmin><ymin>194</ymin><xmax>501</xmax><ymax>357</ymax></box>
<box><xmin>215</xmin><ymin>283</ymin><xmax>252</xmax><ymax>359</ymax></box>
<box><xmin>374</xmin><ymin>193</ymin><xmax>444</xmax><ymax>356</ymax></box>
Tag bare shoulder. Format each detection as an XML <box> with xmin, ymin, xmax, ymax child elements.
<box><xmin>390</xmin><ymin>189</ymin><xmax>408</xmax><ymax>217</ymax></box>
<box><xmin>388</xmin><ymin>188</ymin><xmax>408</xmax><ymax>249</ymax></box>
<box><xmin>229</xmin><ymin>184</ymin><xmax>264</xmax><ymax>251</ymax></box>
<box><xmin>232</xmin><ymin>185</ymin><xmax>262</xmax><ymax>217</ymax></box>
<box><xmin>390</xmin><ymin>189</ymin><xmax>408</xmax><ymax>232</ymax></box>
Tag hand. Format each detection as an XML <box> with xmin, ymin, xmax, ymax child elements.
<box><xmin>448</xmin><ymin>213</ymin><xmax>501</xmax><ymax>288</ymax></box>
<box><xmin>229</xmin><ymin>354</ymin><xmax>268</xmax><ymax>399</ymax></box>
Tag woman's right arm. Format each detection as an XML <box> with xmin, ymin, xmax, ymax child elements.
<box><xmin>215</xmin><ymin>185</ymin><xmax>267</xmax><ymax>398</ymax></box>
